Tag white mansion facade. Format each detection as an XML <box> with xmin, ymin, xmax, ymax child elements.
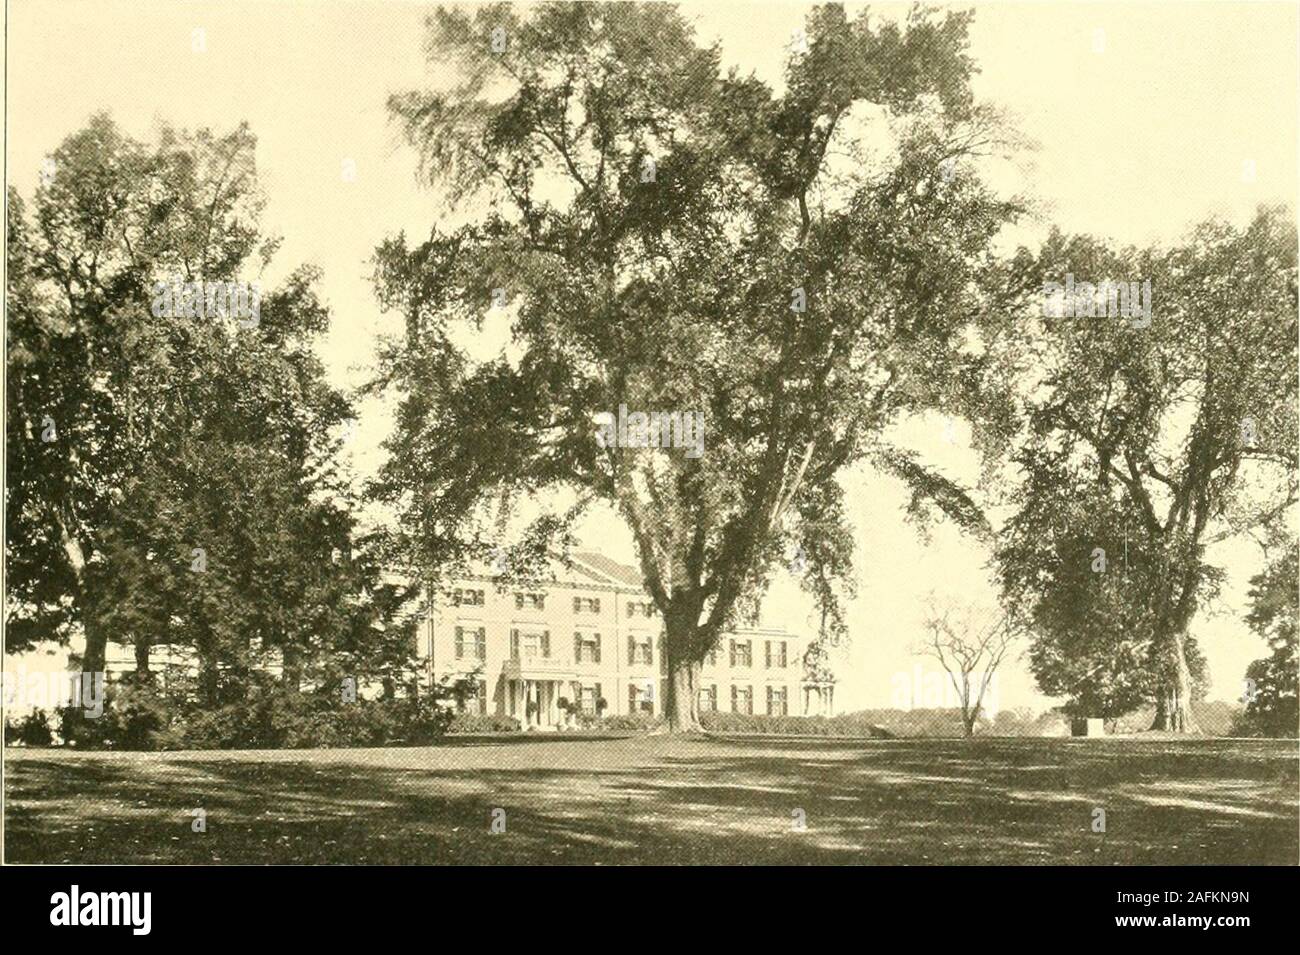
<box><xmin>425</xmin><ymin>551</ymin><xmax>835</xmax><ymax>728</ymax></box>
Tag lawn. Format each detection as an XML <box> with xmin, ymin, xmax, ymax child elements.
<box><xmin>4</xmin><ymin>736</ymin><xmax>1296</xmax><ymax>864</ymax></box>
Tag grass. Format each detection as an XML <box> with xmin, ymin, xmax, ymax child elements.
<box><xmin>4</xmin><ymin>736</ymin><xmax>1296</xmax><ymax>864</ymax></box>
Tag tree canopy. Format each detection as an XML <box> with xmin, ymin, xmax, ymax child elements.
<box><xmin>371</xmin><ymin>1</ymin><xmax>1026</xmax><ymax>729</ymax></box>
<box><xmin>998</xmin><ymin>208</ymin><xmax>1297</xmax><ymax>729</ymax></box>
<box><xmin>6</xmin><ymin>115</ymin><xmax>416</xmax><ymax>708</ymax></box>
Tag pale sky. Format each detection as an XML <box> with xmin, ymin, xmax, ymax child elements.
<box><xmin>6</xmin><ymin>0</ymin><xmax>1297</xmax><ymax>713</ymax></box>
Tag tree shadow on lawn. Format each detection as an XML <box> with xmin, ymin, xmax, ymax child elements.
<box><xmin>5</xmin><ymin>737</ymin><xmax>1296</xmax><ymax>864</ymax></box>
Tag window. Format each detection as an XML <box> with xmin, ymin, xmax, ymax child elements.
<box><xmin>515</xmin><ymin>592</ymin><xmax>546</xmax><ymax>610</ymax></box>
<box><xmin>698</xmin><ymin>685</ymin><xmax>717</xmax><ymax>712</ymax></box>
<box><xmin>574</xmin><ymin>632</ymin><xmax>602</xmax><ymax>664</ymax></box>
<box><xmin>573</xmin><ymin>596</ymin><xmax>601</xmax><ymax>614</ymax></box>
<box><xmin>764</xmin><ymin>640</ymin><xmax>787</xmax><ymax>669</ymax></box>
<box><xmin>707</xmin><ymin>645</ymin><xmax>719</xmax><ymax>667</ymax></box>
<box><xmin>510</xmin><ymin>628</ymin><xmax>550</xmax><ymax>660</ymax></box>
<box><xmin>626</xmin><ymin>601</ymin><xmax>655</xmax><ymax>618</ymax></box>
<box><xmin>766</xmin><ymin>686</ymin><xmax>788</xmax><ymax>716</ymax></box>
<box><xmin>451</xmin><ymin>588</ymin><xmax>484</xmax><ymax>607</ymax></box>
<box><xmin>454</xmin><ymin>626</ymin><xmax>486</xmax><ymax>661</ymax></box>
<box><xmin>730</xmin><ymin>639</ymin><xmax>752</xmax><ymax>668</ymax></box>
<box><xmin>579</xmin><ymin>684</ymin><xmax>602</xmax><ymax>715</ymax></box>
<box><xmin>627</xmin><ymin>635</ymin><xmax>653</xmax><ymax>666</ymax></box>
<box><xmin>731</xmin><ymin>684</ymin><xmax>753</xmax><ymax>715</ymax></box>
<box><xmin>628</xmin><ymin>682</ymin><xmax>655</xmax><ymax>714</ymax></box>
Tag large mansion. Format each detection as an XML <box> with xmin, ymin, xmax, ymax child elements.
<box><xmin>425</xmin><ymin>551</ymin><xmax>835</xmax><ymax>728</ymax></box>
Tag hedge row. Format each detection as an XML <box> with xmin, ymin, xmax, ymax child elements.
<box><xmin>701</xmin><ymin>712</ymin><xmax>894</xmax><ymax>737</ymax></box>
<box><xmin>27</xmin><ymin>681</ymin><xmax>456</xmax><ymax>751</ymax></box>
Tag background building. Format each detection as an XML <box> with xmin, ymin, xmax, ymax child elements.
<box><xmin>425</xmin><ymin>551</ymin><xmax>834</xmax><ymax>728</ymax></box>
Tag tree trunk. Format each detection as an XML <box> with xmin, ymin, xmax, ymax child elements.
<box><xmin>196</xmin><ymin>631</ymin><xmax>221</xmax><ymax>707</ymax></box>
<box><xmin>662</xmin><ymin>615</ymin><xmax>704</xmax><ymax>732</ymax></box>
<box><xmin>1149</xmin><ymin>632</ymin><xmax>1199</xmax><ymax>733</ymax></box>
<box><xmin>664</xmin><ymin>655</ymin><xmax>703</xmax><ymax>732</ymax></box>
<box><xmin>134</xmin><ymin>639</ymin><xmax>153</xmax><ymax>685</ymax></box>
<box><xmin>281</xmin><ymin>644</ymin><xmax>302</xmax><ymax>692</ymax></box>
<box><xmin>80</xmin><ymin>622</ymin><xmax>108</xmax><ymax>677</ymax></box>
<box><xmin>61</xmin><ymin>529</ymin><xmax>109</xmax><ymax>676</ymax></box>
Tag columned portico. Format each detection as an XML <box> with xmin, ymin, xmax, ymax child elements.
<box><xmin>802</xmin><ymin>682</ymin><xmax>835</xmax><ymax>717</ymax></box>
<box><xmin>503</xmin><ymin>659</ymin><xmax>577</xmax><ymax>730</ymax></box>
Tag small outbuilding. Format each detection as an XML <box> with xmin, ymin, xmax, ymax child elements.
<box><xmin>1070</xmin><ymin>717</ymin><xmax>1107</xmax><ymax>737</ymax></box>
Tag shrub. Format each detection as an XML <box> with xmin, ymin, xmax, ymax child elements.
<box><xmin>576</xmin><ymin>712</ymin><xmax>664</xmax><ymax>732</ymax></box>
<box><xmin>446</xmin><ymin>713</ymin><xmax>522</xmax><ymax>734</ymax></box>
<box><xmin>58</xmin><ymin>682</ymin><xmax>171</xmax><ymax>750</ymax></box>
<box><xmin>4</xmin><ymin>709</ymin><xmax>54</xmax><ymax>746</ymax></box>
<box><xmin>58</xmin><ymin>676</ymin><xmax>459</xmax><ymax>751</ymax></box>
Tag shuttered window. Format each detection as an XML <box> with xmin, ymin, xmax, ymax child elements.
<box><xmin>454</xmin><ymin>626</ymin><xmax>485</xmax><ymax>661</ymax></box>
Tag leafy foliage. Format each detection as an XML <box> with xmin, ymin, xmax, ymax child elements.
<box><xmin>3</xmin><ymin>709</ymin><xmax>55</xmax><ymax>746</ymax></box>
<box><xmin>7</xmin><ymin>115</ymin><xmax>429</xmax><ymax>728</ymax></box>
<box><xmin>372</xmin><ymin>2</ymin><xmax>1026</xmax><ymax>728</ymax></box>
<box><xmin>57</xmin><ymin>668</ymin><xmax>475</xmax><ymax>751</ymax></box>
<box><xmin>1238</xmin><ymin>545</ymin><xmax>1298</xmax><ymax>737</ymax></box>
<box><xmin>998</xmin><ymin>209</ymin><xmax>1297</xmax><ymax>728</ymax></box>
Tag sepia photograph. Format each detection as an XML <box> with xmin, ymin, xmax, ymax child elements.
<box><xmin>2</xmin><ymin>0</ymin><xmax>1297</xmax><ymax>904</ymax></box>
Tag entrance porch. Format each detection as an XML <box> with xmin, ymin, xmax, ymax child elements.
<box><xmin>502</xmin><ymin>659</ymin><xmax>578</xmax><ymax>730</ymax></box>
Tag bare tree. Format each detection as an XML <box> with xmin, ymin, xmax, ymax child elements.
<box><xmin>921</xmin><ymin>599</ymin><xmax>1019</xmax><ymax>737</ymax></box>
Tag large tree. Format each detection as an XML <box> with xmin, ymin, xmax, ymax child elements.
<box><xmin>7</xmin><ymin>116</ymin><xmax>269</xmax><ymax>670</ymax></box>
<box><xmin>371</xmin><ymin>2</ymin><xmax>1023</xmax><ymax>730</ymax></box>
<box><xmin>5</xmin><ymin>115</ymin><xmax>403</xmax><ymax>700</ymax></box>
<box><xmin>999</xmin><ymin>209</ymin><xmax>1297</xmax><ymax>731</ymax></box>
